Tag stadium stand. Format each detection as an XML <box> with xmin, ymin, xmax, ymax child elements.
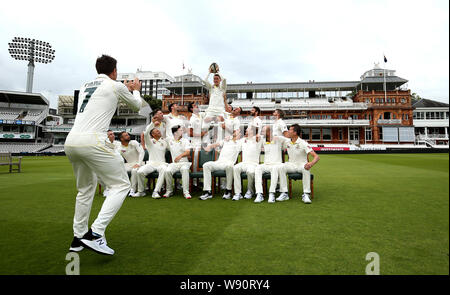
<box><xmin>0</xmin><ymin>143</ymin><xmax>51</xmax><ymax>153</ymax></box>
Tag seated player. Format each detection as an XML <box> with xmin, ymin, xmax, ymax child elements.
<box><xmin>136</xmin><ymin>128</ymin><xmax>170</xmax><ymax>199</ymax></box>
<box><xmin>278</xmin><ymin>124</ymin><xmax>320</xmax><ymax>204</ymax></box>
<box><xmin>118</xmin><ymin>131</ymin><xmax>145</xmax><ymax>197</ymax></box>
<box><xmin>254</xmin><ymin>126</ymin><xmax>287</xmax><ymax>204</ymax></box>
<box><xmin>164</xmin><ymin>125</ymin><xmax>192</xmax><ymax>199</ymax></box>
<box><xmin>141</xmin><ymin>108</ymin><xmax>166</xmax><ymax>150</ymax></box>
<box><xmin>200</xmin><ymin>129</ymin><xmax>242</xmax><ymax>200</ymax></box>
<box><xmin>232</xmin><ymin>126</ymin><xmax>262</xmax><ymax>201</ymax></box>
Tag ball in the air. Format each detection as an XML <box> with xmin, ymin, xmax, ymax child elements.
<box><xmin>209</xmin><ymin>63</ymin><xmax>219</xmax><ymax>73</ymax></box>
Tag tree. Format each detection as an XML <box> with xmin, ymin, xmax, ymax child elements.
<box><xmin>142</xmin><ymin>95</ymin><xmax>162</xmax><ymax>111</ymax></box>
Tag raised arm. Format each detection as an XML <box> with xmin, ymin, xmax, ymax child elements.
<box><xmin>203</xmin><ymin>72</ymin><xmax>212</xmax><ymax>89</ymax></box>
<box><xmin>115</xmin><ymin>78</ymin><xmax>142</xmax><ymax>111</ymax></box>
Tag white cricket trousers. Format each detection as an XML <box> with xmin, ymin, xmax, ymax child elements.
<box><xmin>124</xmin><ymin>163</ymin><xmax>139</xmax><ymax>193</ymax></box>
<box><xmin>136</xmin><ymin>162</ymin><xmax>168</xmax><ymax>193</ymax></box>
<box><xmin>233</xmin><ymin>162</ymin><xmax>257</xmax><ymax>195</ymax></box>
<box><xmin>65</xmin><ymin>135</ymin><xmax>130</xmax><ymax>238</ymax></box>
<box><xmin>202</xmin><ymin>161</ymin><xmax>234</xmax><ymax>191</ymax></box>
<box><xmin>164</xmin><ymin>162</ymin><xmax>191</xmax><ymax>194</ymax></box>
<box><xmin>280</xmin><ymin>162</ymin><xmax>311</xmax><ymax>194</ymax></box>
<box><xmin>255</xmin><ymin>163</ymin><xmax>285</xmax><ymax>194</ymax></box>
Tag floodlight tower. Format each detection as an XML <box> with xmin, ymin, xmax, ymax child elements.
<box><xmin>8</xmin><ymin>37</ymin><xmax>56</xmax><ymax>93</ymax></box>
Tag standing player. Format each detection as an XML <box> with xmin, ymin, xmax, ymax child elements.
<box><xmin>218</xmin><ymin>105</ymin><xmax>241</xmax><ymax>142</ymax></box>
<box><xmin>118</xmin><ymin>131</ymin><xmax>145</xmax><ymax>197</ymax></box>
<box><xmin>278</xmin><ymin>124</ymin><xmax>320</xmax><ymax>204</ymax></box>
<box><xmin>99</xmin><ymin>129</ymin><xmax>121</xmax><ymax>198</ymax></box>
<box><xmin>272</xmin><ymin>109</ymin><xmax>289</xmax><ymax>138</ymax></box>
<box><xmin>163</xmin><ymin>103</ymin><xmax>187</xmax><ymax>139</ymax></box>
<box><xmin>249</xmin><ymin>106</ymin><xmax>263</xmax><ymax>135</ymax></box>
<box><xmin>65</xmin><ymin>54</ymin><xmax>143</xmax><ymax>255</ymax></box>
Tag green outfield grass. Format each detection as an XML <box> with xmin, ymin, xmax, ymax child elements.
<box><xmin>0</xmin><ymin>153</ymin><xmax>448</xmax><ymax>275</ymax></box>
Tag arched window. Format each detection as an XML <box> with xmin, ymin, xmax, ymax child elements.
<box><xmin>383</xmin><ymin>112</ymin><xmax>392</xmax><ymax>119</ymax></box>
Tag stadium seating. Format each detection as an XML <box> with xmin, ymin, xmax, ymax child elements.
<box><xmin>0</xmin><ymin>143</ymin><xmax>51</xmax><ymax>153</ymax></box>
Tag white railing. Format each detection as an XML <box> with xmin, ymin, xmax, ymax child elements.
<box><xmin>377</xmin><ymin>119</ymin><xmax>401</xmax><ymax>124</ymax></box>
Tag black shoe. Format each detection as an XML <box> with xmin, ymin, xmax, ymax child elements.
<box><xmin>69</xmin><ymin>236</ymin><xmax>84</xmax><ymax>252</ymax></box>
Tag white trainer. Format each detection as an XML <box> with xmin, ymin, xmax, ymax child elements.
<box><xmin>268</xmin><ymin>193</ymin><xmax>276</xmax><ymax>203</ymax></box>
<box><xmin>152</xmin><ymin>191</ymin><xmax>161</xmax><ymax>199</ymax></box>
<box><xmin>184</xmin><ymin>193</ymin><xmax>192</xmax><ymax>199</ymax></box>
<box><xmin>200</xmin><ymin>192</ymin><xmax>212</xmax><ymax>200</ymax></box>
<box><xmin>132</xmin><ymin>191</ymin><xmax>146</xmax><ymax>198</ymax></box>
<box><xmin>302</xmin><ymin>193</ymin><xmax>312</xmax><ymax>204</ymax></box>
<box><xmin>276</xmin><ymin>192</ymin><xmax>289</xmax><ymax>202</ymax></box>
<box><xmin>232</xmin><ymin>194</ymin><xmax>242</xmax><ymax>201</ymax></box>
<box><xmin>222</xmin><ymin>192</ymin><xmax>231</xmax><ymax>200</ymax></box>
<box><xmin>128</xmin><ymin>189</ymin><xmax>135</xmax><ymax>197</ymax></box>
<box><xmin>254</xmin><ymin>193</ymin><xmax>264</xmax><ymax>203</ymax></box>
<box><xmin>163</xmin><ymin>191</ymin><xmax>173</xmax><ymax>198</ymax></box>
<box><xmin>244</xmin><ymin>190</ymin><xmax>253</xmax><ymax>199</ymax></box>
<box><xmin>80</xmin><ymin>236</ymin><xmax>114</xmax><ymax>255</ymax></box>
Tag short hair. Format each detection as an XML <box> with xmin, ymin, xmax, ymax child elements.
<box><xmin>290</xmin><ymin>124</ymin><xmax>301</xmax><ymax>136</ymax></box>
<box><xmin>235</xmin><ymin>106</ymin><xmax>242</xmax><ymax>113</ymax></box>
<box><xmin>275</xmin><ymin>109</ymin><xmax>285</xmax><ymax>118</ymax></box>
<box><xmin>171</xmin><ymin>125</ymin><xmax>181</xmax><ymax>135</ymax></box>
<box><xmin>107</xmin><ymin>129</ymin><xmax>112</xmax><ymax>133</ymax></box>
<box><xmin>253</xmin><ymin>106</ymin><xmax>261</xmax><ymax>115</ymax></box>
<box><xmin>118</xmin><ymin>131</ymin><xmax>128</xmax><ymax>140</ymax></box>
<box><xmin>187</xmin><ymin>102</ymin><xmax>195</xmax><ymax>113</ymax></box>
<box><xmin>149</xmin><ymin>128</ymin><xmax>157</xmax><ymax>138</ymax></box>
<box><xmin>214</xmin><ymin>73</ymin><xmax>221</xmax><ymax>79</ymax></box>
<box><xmin>95</xmin><ymin>55</ymin><xmax>117</xmax><ymax>75</ymax></box>
<box><xmin>168</xmin><ymin>103</ymin><xmax>177</xmax><ymax>112</ymax></box>
<box><xmin>151</xmin><ymin>108</ymin><xmax>162</xmax><ymax>117</ymax></box>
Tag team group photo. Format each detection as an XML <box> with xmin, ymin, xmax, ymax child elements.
<box><xmin>0</xmin><ymin>0</ymin><xmax>448</xmax><ymax>283</ymax></box>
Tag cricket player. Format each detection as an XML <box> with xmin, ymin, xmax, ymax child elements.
<box><xmin>141</xmin><ymin>108</ymin><xmax>166</xmax><ymax>150</ymax></box>
<box><xmin>272</xmin><ymin>109</ymin><xmax>289</xmax><ymax>137</ymax></box>
<box><xmin>99</xmin><ymin>129</ymin><xmax>121</xmax><ymax>198</ymax></box>
<box><xmin>217</xmin><ymin>105</ymin><xmax>241</xmax><ymax>142</ymax></box>
<box><xmin>254</xmin><ymin>126</ymin><xmax>287</xmax><ymax>204</ymax></box>
<box><xmin>163</xmin><ymin>103</ymin><xmax>187</xmax><ymax>139</ymax></box>
<box><xmin>278</xmin><ymin>124</ymin><xmax>320</xmax><ymax>204</ymax></box>
<box><xmin>203</xmin><ymin>68</ymin><xmax>228</xmax><ymax>118</ymax></box>
<box><xmin>164</xmin><ymin>125</ymin><xmax>192</xmax><ymax>199</ymax></box>
<box><xmin>200</xmin><ymin>129</ymin><xmax>242</xmax><ymax>200</ymax></box>
<box><xmin>249</xmin><ymin>106</ymin><xmax>263</xmax><ymax>135</ymax></box>
<box><xmin>117</xmin><ymin>131</ymin><xmax>145</xmax><ymax>197</ymax></box>
<box><xmin>65</xmin><ymin>54</ymin><xmax>143</xmax><ymax>255</ymax></box>
<box><xmin>232</xmin><ymin>126</ymin><xmax>262</xmax><ymax>201</ymax></box>
<box><xmin>136</xmin><ymin>128</ymin><xmax>170</xmax><ymax>199</ymax></box>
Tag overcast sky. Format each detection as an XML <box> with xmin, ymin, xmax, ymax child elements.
<box><xmin>0</xmin><ymin>0</ymin><xmax>448</xmax><ymax>108</ymax></box>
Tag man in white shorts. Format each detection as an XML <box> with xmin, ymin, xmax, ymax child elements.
<box><xmin>164</xmin><ymin>125</ymin><xmax>192</xmax><ymax>199</ymax></box>
<box><xmin>136</xmin><ymin>128</ymin><xmax>170</xmax><ymax>199</ymax></box>
<box><xmin>254</xmin><ymin>126</ymin><xmax>287</xmax><ymax>204</ymax></box>
<box><xmin>278</xmin><ymin>124</ymin><xmax>320</xmax><ymax>204</ymax></box>
<box><xmin>232</xmin><ymin>126</ymin><xmax>262</xmax><ymax>201</ymax></box>
<box><xmin>200</xmin><ymin>129</ymin><xmax>242</xmax><ymax>200</ymax></box>
<box><xmin>65</xmin><ymin>54</ymin><xmax>143</xmax><ymax>255</ymax></box>
<box><xmin>117</xmin><ymin>131</ymin><xmax>145</xmax><ymax>197</ymax></box>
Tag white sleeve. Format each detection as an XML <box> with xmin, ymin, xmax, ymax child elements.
<box><xmin>134</xmin><ymin>141</ymin><xmax>145</xmax><ymax>165</ymax></box>
<box><xmin>233</xmin><ymin>118</ymin><xmax>240</xmax><ymax>131</ymax></box>
<box><xmin>220</xmin><ymin>76</ymin><xmax>227</xmax><ymax>92</ymax></box>
<box><xmin>114</xmin><ymin>82</ymin><xmax>142</xmax><ymax>112</ymax></box>
<box><xmin>203</xmin><ymin>73</ymin><xmax>212</xmax><ymax>89</ymax></box>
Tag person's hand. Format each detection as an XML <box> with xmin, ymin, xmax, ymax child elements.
<box><xmin>218</xmin><ymin>116</ymin><xmax>225</xmax><ymax>122</ymax></box>
<box><xmin>131</xmin><ymin>78</ymin><xmax>142</xmax><ymax>91</ymax></box>
<box><xmin>256</xmin><ymin>135</ymin><xmax>260</xmax><ymax>142</ymax></box>
<box><xmin>304</xmin><ymin>162</ymin><xmax>313</xmax><ymax>170</ymax></box>
<box><xmin>133</xmin><ymin>164</ymin><xmax>140</xmax><ymax>169</ymax></box>
<box><xmin>174</xmin><ymin>155</ymin><xmax>181</xmax><ymax>163</ymax></box>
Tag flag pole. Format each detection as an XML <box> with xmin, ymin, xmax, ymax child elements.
<box><xmin>383</xmin><ymin>54</ymin><xmax>387</xmax><ymax>102</ymax></box>
<box><xmin>181</xmin><ymin>61</ymin><xmax>184</xmax><ymax>107</ymax></box>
